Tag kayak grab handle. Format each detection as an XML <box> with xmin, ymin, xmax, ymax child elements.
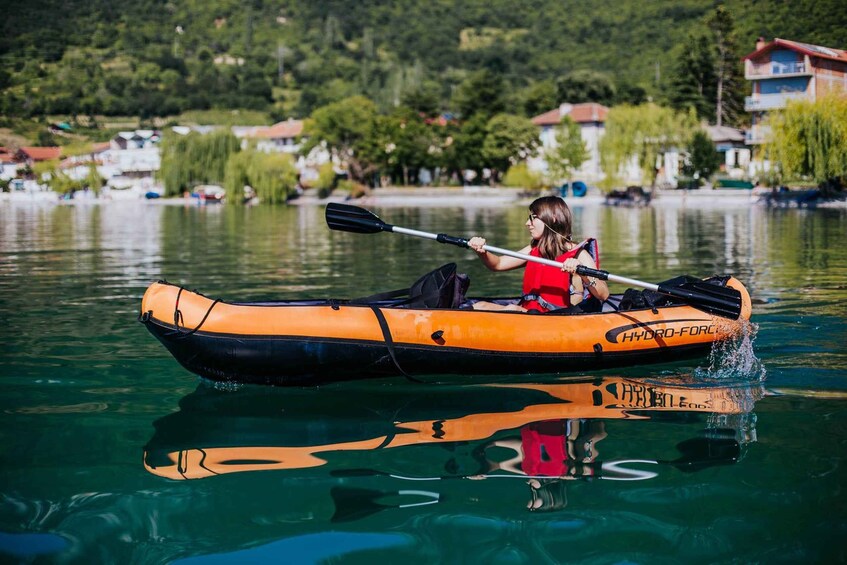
<box><xmin>435</xmin><ymin>233</ymin><xmax>469</xmax><ymax>247</ymax></box>
<box><xmin>576</xmin><ymin>266</ymin><xmax>608</xmax><ymax>280</ymax></box>
<box><xmin>576</xmin><ymin>266</ymin><xmax>659</xmax><ymax>292</ymax></box>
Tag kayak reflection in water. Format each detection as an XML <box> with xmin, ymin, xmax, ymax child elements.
<box><xmin>468</xmin><ymin>196</ymin><xmax>609</xmax><ymax>312</ymax></box>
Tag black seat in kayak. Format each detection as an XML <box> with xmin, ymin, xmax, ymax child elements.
<box><xmin>350</xmin><ymin>263</ymin><xmax>470</xmax><ymax>309</ymax></box>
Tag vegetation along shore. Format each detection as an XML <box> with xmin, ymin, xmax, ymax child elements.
<box><xmin>1</xmin><ymin>1</ymin><xmax>845</xmax><ymax>205</ymax></box>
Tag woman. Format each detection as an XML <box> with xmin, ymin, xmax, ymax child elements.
<box><xmin>469</xmin><ymin>196</ymin><xmax>609</xmax><ymax>312</ymax></box>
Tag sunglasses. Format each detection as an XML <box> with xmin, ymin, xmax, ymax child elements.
<box><xmin>528</xmin><ymin>213</ymin><xmax>540</xmax><ymax>222</ymax></box>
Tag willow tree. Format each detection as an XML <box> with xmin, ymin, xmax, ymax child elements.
<box><xmin>224</xmin><ymin>149</ymin><xmax>298</xmax><ymax>205</ymax></box>
<box><xmin>158</xmin><ymin>130</ymin><xmax>240</xmax><ymax>196</ymax></box>
<box><xmin>768</xmin><ymin>93</ymin><xmax>847</xmax><ymax>195</ymax></box>
<box><xmin>599</xmin><ymin>103</ymin><xmax>697</xmax><ymax>190</ymax></box>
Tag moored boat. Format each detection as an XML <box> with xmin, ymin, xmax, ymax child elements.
<box><xmin>139</xmin><ymin>267</ymin><xmax>751</xmax><ymax>385</ymax></box>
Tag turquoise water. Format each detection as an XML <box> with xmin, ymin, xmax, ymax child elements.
<box><xmin>1</xmin><ymin>200</ymin><xmax>846</xmax><ymax>563</ymax></box>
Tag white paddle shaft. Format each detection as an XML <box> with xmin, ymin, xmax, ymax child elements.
<box><xmin>391</xmin><ymin>226</ymin><xmax>659</xmax><ymax>291</ymax></box>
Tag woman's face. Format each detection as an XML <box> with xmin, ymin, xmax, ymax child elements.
<box><xmin>526</xmin><ymin>211</ymin><xmax>545</xmax><ymax>240</ymax></box>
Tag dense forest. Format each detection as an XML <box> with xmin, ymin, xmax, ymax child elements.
<box><xmin>1</xmin><ymin>0</ymin><xmax>846</xmax><ymax>128</ymax></box>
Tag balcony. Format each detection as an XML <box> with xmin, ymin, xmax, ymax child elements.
<box><xmin>745</xmin><ymin>91</ymin><xmax>810</xmax><ymax>112</ymax></box>
<box><xmin>745</xmin><ymin>60</ymin><xmax>811</xmax><ymax>79</ymax></box>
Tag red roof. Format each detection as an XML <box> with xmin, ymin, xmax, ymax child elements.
<box><xmin>743</xmin><ymin>38</ymin><xmax>847</xmax><ymax>64</ymax></box>
<box><xmin>532</xmin><ymin>103</ymin><xmax>608</xmax><ymax>126</ymax></box>
<box><xmin>254</xmin><ymin>119</ymin><xmax>304</xmax><ymax>139</ymax></box>
<box><xmin>19</xmin><ymin>146</ymin><xmax>62</xmax><ymax>161</ymax></box>
<box><xmin>91</xmin><ymin>142</ymin><xmax>111</xmax><ymax>154</ymax></box>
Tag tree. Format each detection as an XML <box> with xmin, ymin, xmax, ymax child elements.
<box><xmin>615</xmin><ymin>82</ymin><xmax>648</xmax><ymax>105</ymax></box>
<box><xmin>452</xmin><ymin>70</ymin><xmax>506</xmax><ymax>121</ymax></box>
<box><xmin>302</xmin><ymin>96</ymin><xmax>382</xmax><ymax>185</ymax></box>
<box><xmin>667</xmin><ymin>5</ymin><xmax>746</xmax><ymax>127</ymax></box>
<box><xmin>768</xmin><ymin>93</ymin><xmax>847</xmax><ymax>195</ymax></box>
<box><xmin>556</xmin><ymin>70</ymin><xmax>616</xmax><ymax>105</ymax></box>
<box><xmin>545</xmin><ymin>116</ymin><xmax>587</xmax><ymax>185</ymax></box>
<box><xmin>224</xmin><ymin>149</ymin><xmax>298</xmax><ymax>204</ymax></box>
<box><xmin>683</xmin><ymin>129</ymin><xmax>721</xmax><ymax>183</ymax></box>
<box><xmin>441</xmin><ymin>114</ymin><xmax>487</xmax><ymax>182</ymax></box>
<box><xmin>667</xmin><ymin>33</ymin><xmax>716</xmax><ymax>122</ymax></box>
<box><xmin>481</xmin><ymin>114</ymin><xmax>540</xmax><ymax>182</ymax></box>
<box><xmin>158</xmin><ymin>130</ymin><xmax>241</xmax><ymax>196</ymax></box>
<box><xmin>401</xmin><ymin>82</ymin><xmax>441</xmax><ymax>117</ymax></box>
<box><xmin>707</xmin><ymin>5</ymin><xmax>745</xmax><ymax>127</ymax></box>
<box><xmin>599</xmin><ymin>103</ymin><xmax>697</xmax><ymax>190</ymax></box>
<box><xmin>521</xmin><ymin>80</ymin><xmax>558</xmax><ymax>117</ymax></box>
<box><xmin>85</xmin><ymin>163</ymin><xmax>104</xmax><ymax>193</ymax></box>
<box><xmin>378</xmin><ymin>107</ymin><xmax>439</xmax><ymax>185</ymax></box>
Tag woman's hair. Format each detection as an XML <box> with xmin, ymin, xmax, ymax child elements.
<box><xmin>528</xmin><ymin>479</ymin><xmax>568</xmax><ymax>512</ymax></box>
<box><xmin>529</xmin><ymin>196</ymin><xmax>573</xmax><ymax>259</ymax></box>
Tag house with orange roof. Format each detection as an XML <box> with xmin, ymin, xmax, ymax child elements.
<box><xmin>743</xmin><ymin>37</ymin><xmax>847</xmax><ymax>145</ymax></box>
<box><xmin>16</xmin><ymin>146</ymin><xmax>63</xmax><ymax>165</ymax></box>
<box><xmin>250</xmin><ymin>119</ymin><xmax>304</xmax><ymax>153</ymax></box>
<box><xmin>245</xmin><ymin>118</ymin><xmax>333</xmax><ymax>185</ymax></box>
<box><xmin>530</xmin><ymin>102</ymin><xmax>671</xmax><ymax>187</ymax></box>
<box><xmin>529</xmin><ymin>103</ymin><xmax>609</xmax><ymax>185</ymax></box>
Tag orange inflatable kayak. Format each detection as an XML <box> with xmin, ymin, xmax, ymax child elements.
<box><xmin>139</xmin><ymin>266</ymin><xmax>751</xmax><ymax>385</ymax></box>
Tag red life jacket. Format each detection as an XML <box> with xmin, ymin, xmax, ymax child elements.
<box><xmin>521</xmin><ymin>239</ymin><xmax>599</xmax><ymax>313</ymax></box>
<box><xmin>520</xmin><ymin>421</ymin><xmax>569</xmax><ymax>477</ymax></box>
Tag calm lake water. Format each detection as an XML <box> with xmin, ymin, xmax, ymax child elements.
<box><xmin>1</xmin><ymin>198</ymin><xmax>846</xmax><ymax>563</ymax></box>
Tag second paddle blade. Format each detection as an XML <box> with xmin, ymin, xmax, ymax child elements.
<box><xmin>325</xmin><ymin>203</ymin><xmax>388</xmax><ymax>234</ymax></box>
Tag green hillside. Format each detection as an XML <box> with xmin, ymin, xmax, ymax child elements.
<box><xmin>1</xmin><ymin>0</ymin><xmax>845</xmax><ymax>126</ymax></box>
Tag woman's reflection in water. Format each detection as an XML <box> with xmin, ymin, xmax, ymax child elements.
<box><xmin>471</xmin><ymin>419</ymin><xmax>608</xmax><ymax>512</ymax></box>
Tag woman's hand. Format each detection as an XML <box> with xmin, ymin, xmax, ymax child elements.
<box><xmin>561</xmin><ymin>257</ymin><xmax>580</xmax><ymax>273</ymax></box>
<box><xmin>468</xmin><ymin>236</ymin><xmax>487</xmax><ymax>255</ymax></box>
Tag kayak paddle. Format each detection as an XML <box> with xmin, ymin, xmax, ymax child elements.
<box><xmin>325</xmin><ymin>203</ymin><xmax>742</xmax><ymax>320</ymax></box>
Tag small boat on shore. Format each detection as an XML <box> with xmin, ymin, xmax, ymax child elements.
<box><xmin>604</xmin><ymin>186</ymin><xmax>652</xmax><ymax>207</ymax></box>
<box><xmin>139</xmin><ymin>266</ymin><xmax>751</xmax><ymax>385</ymax></box>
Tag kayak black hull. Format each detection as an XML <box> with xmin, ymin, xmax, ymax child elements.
<box><xmin>144</xmin><ymin>318</ymin><xmax>713</xmax><ymax>386</ymax></box>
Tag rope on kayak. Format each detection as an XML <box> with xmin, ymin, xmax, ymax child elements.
<box><xmin>369</xmin><ymin>306</ymin><xmax>424</xmax><ymax>383</ymax></box>
<box><xmin>170</xmin><ymin>287</ymin><xmax>222</xmax><ymax>338</ymax></box>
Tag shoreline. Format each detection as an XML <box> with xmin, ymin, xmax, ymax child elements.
<box><xmin>2</xmin><ymin>185</ymin><xmax>845</xmax><ymax>209</ymax></box>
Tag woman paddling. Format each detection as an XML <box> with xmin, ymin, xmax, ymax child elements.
<box><xmin>469</xmin><ymin>196</ymin><xmax>609</xmax><ymax>312</ymax></box>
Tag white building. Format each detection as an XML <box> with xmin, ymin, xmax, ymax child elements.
<box><xmin>706</xmin><ymin>125</ymin><xmax>750</xmax><ymax>177</ymax></box>
<box><xmin>245</xmin><ymin>119</ymin><xmax>332</xmax><ymax>184</ymax></box>
<box><xmin>529</xmin><ymin>103</ymin><xmax>691</xmax><ymax>189</ymax></box>
<box><xmin>529</xmin><ymin>103</ymin><xmax>609</xmax><ymax>184</ymax></box>
<box><xmin>250</xmin><ymin>119</ymin><xmax>304</xmax><ymax>154</ymax></box>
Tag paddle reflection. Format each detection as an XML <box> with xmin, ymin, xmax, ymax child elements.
<box><xmin>144</xmin><ymin>377</ymin><xmax>763</xmax><ymax>506</ymax></box>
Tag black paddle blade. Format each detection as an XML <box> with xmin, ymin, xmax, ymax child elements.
<box><xmin>330</xmin><ymin>487</ymin><xmax>389</xmax><ymax>523</ymax></box>
<box><xmin>658</xmin><ymin>280</ymin><xmax>742</xmax><ymax>320</ymax></box>
<box><xmin>325</xmin><ymin>203</ymin><xmax>390</xmax><ymax>234</ymax></box>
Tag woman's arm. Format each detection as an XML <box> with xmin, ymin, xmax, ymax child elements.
<box><xmin>468</xmin><ymin>237</ymin><xmax>529</xmax><ymax>272</ymax></box>
<box><xmin>574</xmin><ymin>249</ymin><xmax>610</xmax><ymax>301</ymax></box>
<box><xmin>562</xmin><ymin>250</ymin><xmax>610</xmax><ymax>303</ymax></box>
